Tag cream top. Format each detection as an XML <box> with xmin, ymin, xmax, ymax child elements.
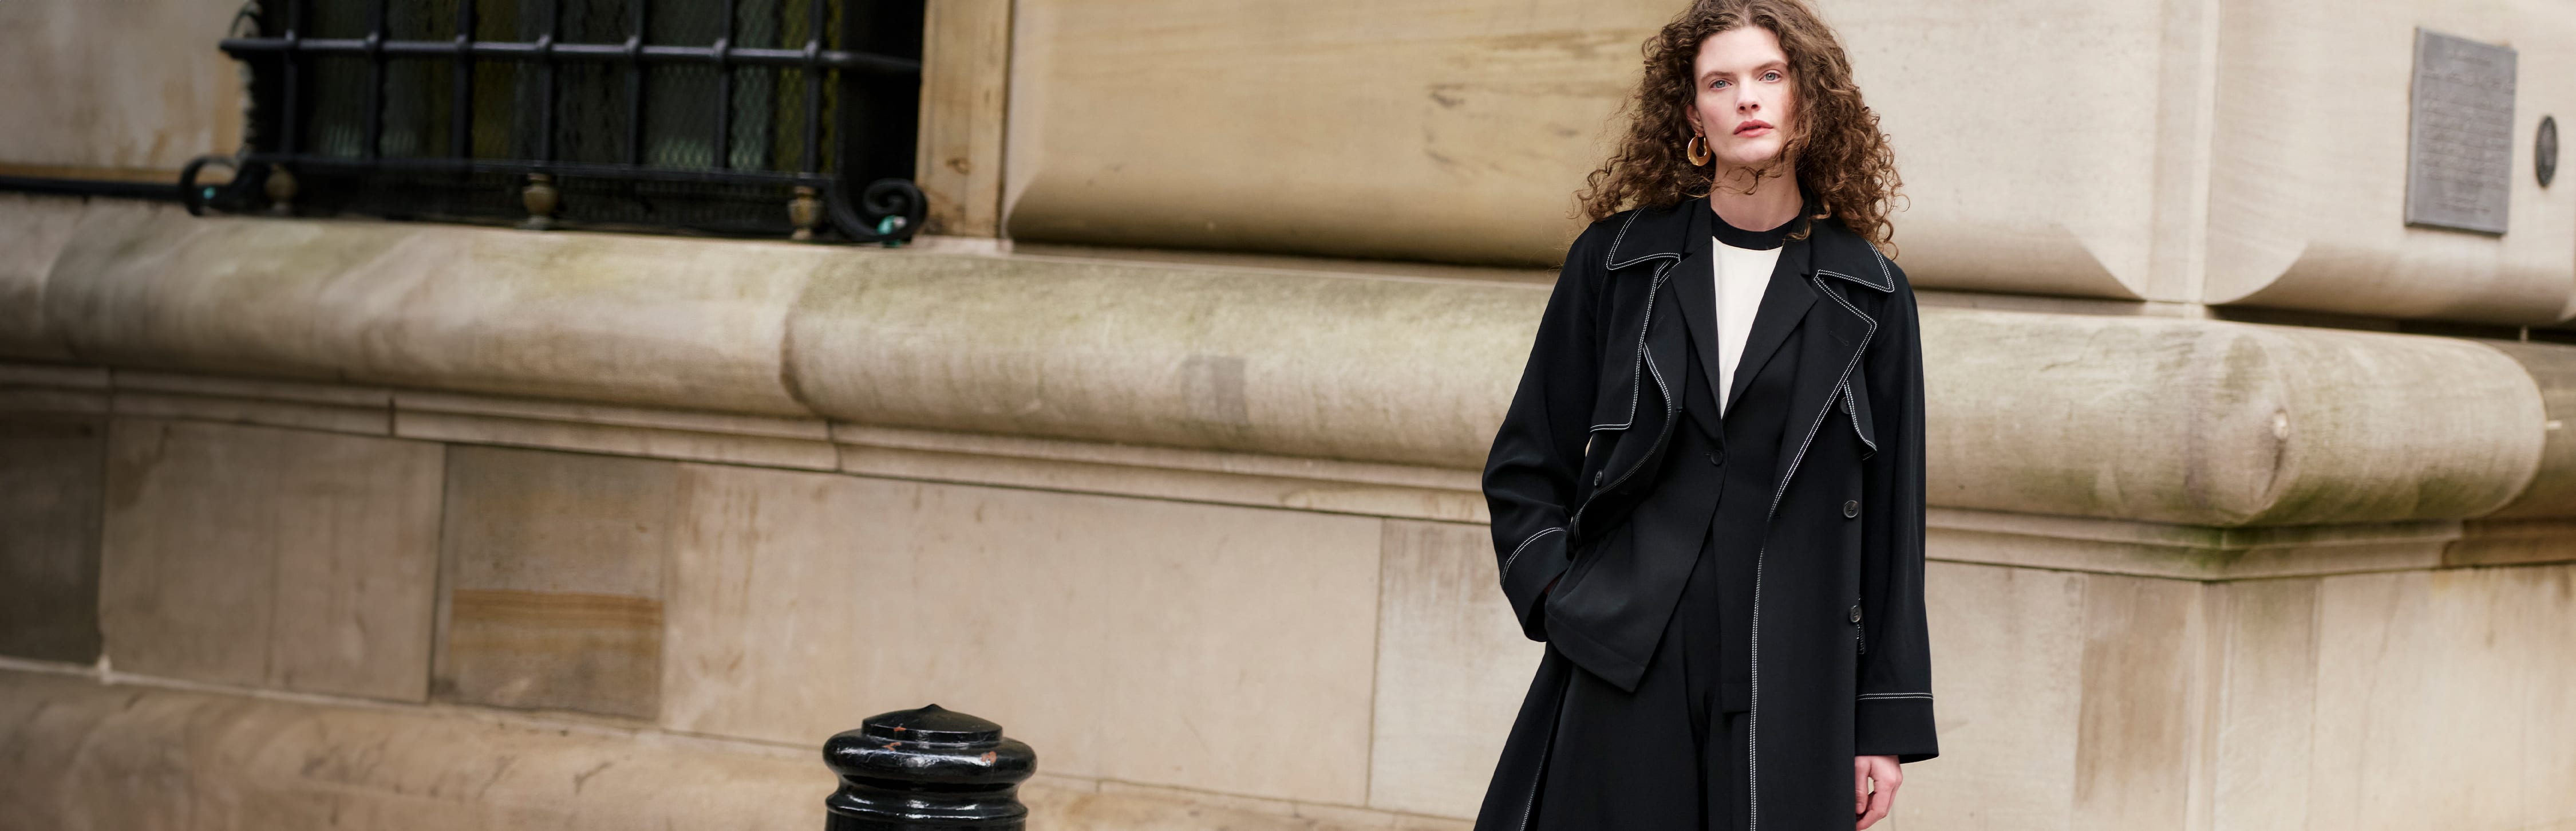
<box><xmin>1713</xmin><ymin>237</ymin><xmax>1781</xmax><ymax>415</ymax></box>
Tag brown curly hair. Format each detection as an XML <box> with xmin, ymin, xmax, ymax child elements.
<box><xmin>1578</xmin><ymin>0</ymin><xmax>1902</xmax><ymax>255</ymax></box>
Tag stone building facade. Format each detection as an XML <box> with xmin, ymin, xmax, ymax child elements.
<box><xmin>3</xmin><ymin>1</ymin><xmax>2574</xmax><ymax>830</ymax></box>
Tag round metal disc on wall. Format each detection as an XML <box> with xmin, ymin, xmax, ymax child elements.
<box><xmin>2540</xmin><ymin>115</ymin><xmax>2560</xmax><ymax>188</ymax></box>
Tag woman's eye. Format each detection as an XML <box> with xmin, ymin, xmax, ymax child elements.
<box><xmin>1763</xmin><ymin>70</ymin><xmax>1782</xmax><ymax>81</ymax></box>
<box><xmin>1712</xmin><ymin>78</ymin><xmax>1730</xmax><ymax>89</ymax></box>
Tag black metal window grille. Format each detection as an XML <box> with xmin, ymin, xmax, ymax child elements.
<box><xmin>191</xmin><ymin>0</ymin><xmax>927</xmax><ymax>243</ymax></box>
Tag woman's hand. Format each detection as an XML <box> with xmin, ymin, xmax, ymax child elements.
<box><xmin>1854</xmin><ymin>754</ymin><xmax>1902</xmax><ymax>829</ymax></box>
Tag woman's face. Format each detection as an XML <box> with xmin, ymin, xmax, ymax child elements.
<box><xmin>1689</xmin><ymin>25</ymin><xmax>1797</xmax><ymax>171</ymax></box>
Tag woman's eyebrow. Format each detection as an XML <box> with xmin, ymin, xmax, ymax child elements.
<box><xmin>1702</xmin><ymin>60</ymin><xmax>1790</xmax><ymax>82</ymax></box>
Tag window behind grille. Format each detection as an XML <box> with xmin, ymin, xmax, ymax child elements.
<box><xmin>201</xmin><ymin>0</ymin><xmax>926</xmax><ymax>243</ymax></box>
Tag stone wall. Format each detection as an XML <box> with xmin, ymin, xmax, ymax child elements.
<box><xmin>1001</xmin><ymin>0</ymin><xmax>2576</xmax><ymax>322</ymax></box>
<box><xmin>5</xmin><ymin>192</ymin><xmax>2576</xmax><ymax>830</ymax></box>
<box><xmin>6</xmin><ymin>0</ymin><xmax>2576</xmax><ymax>828</ymax></box>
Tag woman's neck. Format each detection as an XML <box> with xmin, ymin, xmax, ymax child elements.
<box><xmin>1707</xmin><ymin>164</ymin><xmax>1801</xmax><ymax>232</ymax></box>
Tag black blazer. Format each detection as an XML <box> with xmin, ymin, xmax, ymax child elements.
<box><xmin>1481</xmin><ymin>196</ymin><xmax>1938</xmax><ymax>824</ymax></box>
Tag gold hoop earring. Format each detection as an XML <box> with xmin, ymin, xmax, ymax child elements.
<box><xmin>1686</xmin><ymin>133</ymin><xmax>1713</xmax><ymax>166</ymax></box>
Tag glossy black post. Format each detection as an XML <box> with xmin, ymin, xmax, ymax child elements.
<box><xmin>820</xmin><ymin>705</ymin><xmax>1036</xmax><ymax>831</ymax></box>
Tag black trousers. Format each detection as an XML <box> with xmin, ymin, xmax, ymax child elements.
<box><xmin>1529</xmin><ymin>519</ymin><xmax>1752</xmax><ymax>831</ymax></box>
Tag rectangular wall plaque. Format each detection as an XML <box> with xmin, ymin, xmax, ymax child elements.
<box><xmin>2406</xmin><ymin>29</ymin><xmax>2517</xmax><ymax>235</ymax></box>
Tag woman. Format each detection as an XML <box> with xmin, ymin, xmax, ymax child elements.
<box><xmin>1475</xmin><ymin>2</ymin><xmax>1934</xmax><ymax>829</ymax></box>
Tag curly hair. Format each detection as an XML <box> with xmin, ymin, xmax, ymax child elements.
<box><xmin>1578</xmin><ymin>0</ymin><xmax>1902</xmax><ymax>255</ymax></box>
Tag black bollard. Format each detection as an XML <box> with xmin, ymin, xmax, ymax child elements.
<box><xmin>821</xmin><ymin>704</ymin><xmax>1037</xmax><ymax>830</ymax></box>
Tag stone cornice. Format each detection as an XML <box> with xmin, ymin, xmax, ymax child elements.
<box><xmin>6</xmin><ymin>200</ymin><xmax>2573</xmax><ymax>535</ymax></box>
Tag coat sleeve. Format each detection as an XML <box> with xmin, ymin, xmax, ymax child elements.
<box><xmin>1854</xmin><ymin>258</ymin><xmax>1939</xmax><ymax>762</ymax></box>
<box><xmin>1481</xmin><ymin>226</ymin><xmax>1608</xmax><ymax>643</ymax></box>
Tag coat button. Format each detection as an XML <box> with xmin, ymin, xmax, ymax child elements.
<box><xmin>1704</xmin><ymin>451</ymin><xmax>1722</xmax><ymax>466</ymax></box>
<box><xmin>1843</xmin><ymin>499</ymin><xmax>1859</xmax><ymax>518</ymax></box>
<box><xmin>1594</xmin><ymin>471</ymin><xmax>1604</xmax><ymax>486</ymax></box>
<box><xmin>1850</xmin><ymin>605</ymin><xmax>1863</xmax><ymax>623</ymax></box>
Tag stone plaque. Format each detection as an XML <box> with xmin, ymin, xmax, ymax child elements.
<box><xmin>2406</xmin><ymin>29</ymin><xmax>2516</xmax><ymax>234</ymax></box>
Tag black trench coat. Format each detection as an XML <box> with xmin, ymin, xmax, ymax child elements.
<box><xmin>1475</xmin><ymin>198</ymin><xmax>1938</xmax><ymax>831</ymax></box>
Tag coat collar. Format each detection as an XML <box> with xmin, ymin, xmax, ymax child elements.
<box><xmin>1603</xmin><ymin>195</ymin><xmax>1900</xmax><ymax>505</ymax></box>
<box><xmin>1603</xmin><ymin>195</ymin><xmax>1894</xmax><ymax>293</ymax></box>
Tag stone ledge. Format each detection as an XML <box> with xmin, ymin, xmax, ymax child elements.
<box><xmin>8</xmin><ymin>202</ymin><xmax>2572</xmax><ymax>529</ymax></box>
<box><xmin>0</xmin><ymin>664</ymin><xmax>1467</xmax><ymax>831</ymax></box>
<box><xmin>17</xmin><ymin>362</ymin><xmax>2573</xmax><ymax>578</ymax></box>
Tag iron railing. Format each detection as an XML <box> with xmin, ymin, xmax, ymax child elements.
<box><xmin>190</xmin><ymin>0</ymin><xmax>926</xmax><ymax>243</ymax></box>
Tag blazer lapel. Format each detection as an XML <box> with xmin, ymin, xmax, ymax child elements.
<box><xmin>1722</xmin><ymin>234</ymin><xmax>1816</xmax><ymax>412</ymax></box>
<box><xmin>1667</xmin><ymin>207</ymin><xmax>1726</xmax><ymax>434</ymax></box>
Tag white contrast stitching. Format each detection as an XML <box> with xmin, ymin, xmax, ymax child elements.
<box><xmin>1815</xmin><ymin>267</ymin><xmax>1894</xmax><ymax>293</ymax></box>
<box><xmin>1500</xmin><ymin>527</ymin><xmax>1563</xmax><ymax>580</ymax></box>
<box><xmin>1590</xmin><ymin>223</ymin><xmax>1681</xmax><ymax>432</ymax></box>
<box><xmin>1573</xmin><ymin>262</ymin><xmax>1682</xmax><ymax>530</ymax></box>
<box><xmin>1603</xmin><ymin>210</ymin><xmax>1641</xmax><ymax>268</ymax></box>
<box><xmin>1840</xmin><ymin>379</ymin><xmax>1875</xmax><ymax>454</ymax></box>
<box><xmin>1588</xmin><ymin>269</ymin><xmax>1654</xmax><ymax>432</ymax></box>
<box><xmin>1603</xmin><ymin>210</ymin><xmax>1684</xmax><ymax>271</ymax></box>
<box><xmin>1751</xmin><ymin>274</ymin><xmax>1881</xmax><ymax>831</ymax></box>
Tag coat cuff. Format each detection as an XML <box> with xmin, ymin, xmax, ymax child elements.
<box><xmin>1499</xmin><ymin>527</ymin><xmax>1571</xmax><ymax>641</ymax></box>
<box><xmin>1854</xmin><ymin>695</ymin><xmax>1939</xmax><ymax>763</ymax></box>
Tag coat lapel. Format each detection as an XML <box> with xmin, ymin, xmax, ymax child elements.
<box><xmin>1764</xmin><ymin>225</ymin><xmax>1880</xmax><ymax>505</ymax></box>
<box><xmin>1722</xmin><ymin>235</ymin><xmax>1816</xmax><ymax>413</ymax></box>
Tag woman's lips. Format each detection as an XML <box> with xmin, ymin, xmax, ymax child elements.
<box><xmin>1734</xmin><ymin>120</ymin><xmax>1775</xmax><ymax>137</ymax></box>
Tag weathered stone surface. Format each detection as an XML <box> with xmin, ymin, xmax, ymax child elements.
<box><xmin>2205</xmin><ymin>2</ymin><xmax>2575</xmax><ymax>324</ymax></box>
<box><xmin>915</xmin><ymin>0</ymin><xmax>1012</xmax><ymax>237</ymax></box>
<box><xmin>2445</xmin><ymin>518</ymin><xmax>2576</xmax><ymax>568</ymax></box>
<box><xmin>2207</xmin><ymin>577</ymin><xmax>2320</xmax><ymax>831</ymax></box>
<box><xmin>24</xmin><ymin>215</ymin><xmax>2570</xmax><ymax>527</ymax></box>
<box><xmin>658</xmin><ymin>462</ymin><xmax>1384</xmax><ymax>805</ymax></box>
<box><xmin>833</xmin><ymin>423</ymin><xmax>1488</xmax><ymax>523</ymax></box>
<box><xmin>2482</xmin><ymin>340</ymin><xmax>2576</xmax><ymax>518</ymax></box>
<box><xmin>0</xmin><ymin>671</ymin><xmax>817</xmax><ymax>831</ymax></box>
<box><xmin>0</xmin><ymin>414</ymin><xmax>105</xmax><ymax>663</ymax></box>
<box><xmin>1926</xmin><ymin>510</ymin><xmax>2473</xmax><ymax>580</ymax></box>
<box><xmin>97</xmin><ymin>419</ymin><xmax>442</xmax><ymax>700</ymax></box>
<box><xmin>1001</xmin><ymin>1</ymin><xmax>2575</xmax><ymax>318</ymax></box>
<box><xmin>0</xmin><ymin>0</ymin><xmax>243</xmax><ymax>174</ymax></box>
<box><xmin>112</xmin><ymin>370</ymin><xmax>393</xmax><ymax>438</ymax></box>
<box><xmin>2069</xmin><ymin>575</ymin><xmax>2206</xmax><ymax>831</ymax></box>
<box><xmin>1899</xmin><ymin>562</ymin><xmax>2089</xmax><ymax>830</ymax></box>
<box><xmin>44</xmin><ymin>208</ymin><xmax>821</xmax><ymax>416</ymax></box>
<box><xmin>437</xmin><ymin>447</ymin><xmax>677</xmax><ymax>720</ymax></box>
<box><xmin>0</xmin><ymin>670</ymin><xmax>1480</xmax><ymax>831</ymax></box>
<box><xmin>393</xmin><ymin>390</ymin><xmax>836</xmax><ymax>471</ymax></box>
<box><xmin>789</xmin><ymin>252</ymin><xmax>1535</xmax><ymax>468</ymax></box>
<box><xmin>1003</xmin><ymin>1</ymin><xmax>2159</xmax><ymax>302</ymax></box>
<box><xmin>1925</xmin><ymin>309</ymin><xmax>2542</xmax><ymax>526</ymax></box>
<box><xmin>0</xmin><ymin>194</ymin><xmax>96</xmax><ymax>361</ymax></box>
<box><xmin>2297</xmin><ymin>565</ymin><xmax>2576</xmax><ymax>831</ymax></box>
<box><xmin>1366</xmin><ymin>519</ymin><xmax>1542</xmax><ymax>818</ymax></box>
